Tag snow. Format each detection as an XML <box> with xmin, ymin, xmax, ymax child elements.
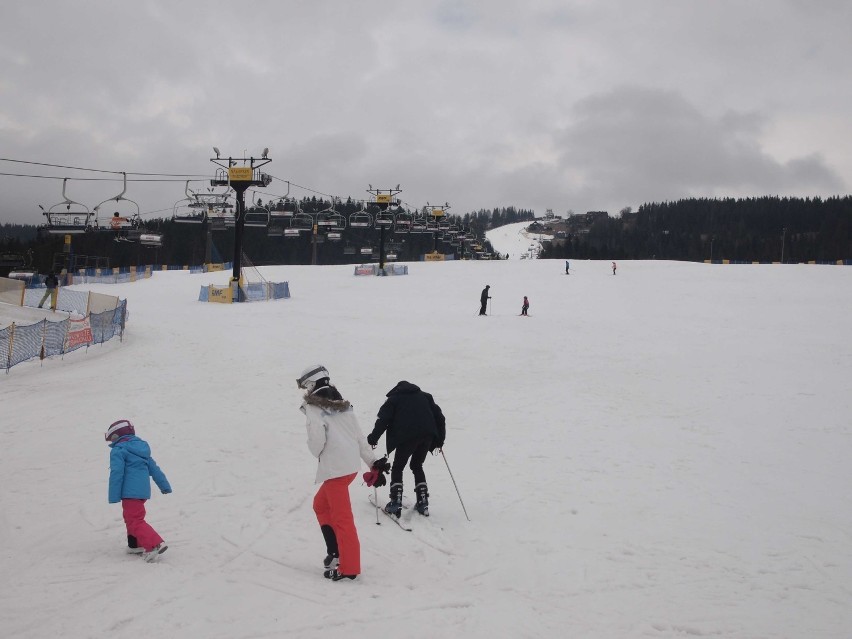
<box><xmin>1</xmin><ymin>227</ymin><xmax>851</xmax><ymax>639</ymax></box>
<box><xmin>487</xmin><ymin>220</ymin><xmax>552</xmax><ymax>259</ymax></box>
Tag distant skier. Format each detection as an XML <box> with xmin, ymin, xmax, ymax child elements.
<box><xmin>479</xmin><ymin>284</ymin><xmax>491</xmax><ymax>315</ymax></box>
<box><xmin>297</xmin><ymin>365</ymin><xmax>386</xmax><ymax>581</ymax></box>
<box><xmin>521</xmin><ymin>296</ymin><xmax>529</xmax><ymax>316</ymax></box>
<box><xmin>367</xmin><ymin>381</ymin><xmax>446</xmax><ymax>518</ymax></box>
<box><xmin>565</xmin><ymin>260</ymin><xmax>570</xmax><ymax>274</ymax></box>
<box><xmin>105</xmin><ymin>419</ymin><xmax>171</xmax><ymax>562</ymax></box>
<box><xmin>612</xmin><ymin>261</ymin><xmax>617</xmax><ymax>275</ymax></box>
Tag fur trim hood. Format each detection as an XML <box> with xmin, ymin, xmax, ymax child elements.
<box><xmin>303</xmin><ymin>392</ymin><xmax>351</xmax><ymax>412</ymax></box>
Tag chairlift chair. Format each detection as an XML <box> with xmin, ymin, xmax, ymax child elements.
<box><xmin>172</xmin><ymin>182</ymin><xmax>207</xmax><ymax>223</ymax></box>
<box><xmin>93</xmin><ymin>172</ymin><xmax>141</xmax><ymax>236</ymax></box>
<box><xmin>243</xmin><ymin>198</ymin><xmax>270</xmax><ymax>227</ymax></box>
<box><xmin>140</xmin><ymin>233</ymin><xmax>164</xmax><ymax>247</ymax></box>
<box><xmin>40</xmin><ymin>178</ymin><xmax>93</xmax><ymax>234</ymax></box>
<box><xmin>374</xmin><ymin>209</ymin><xmax>394</xmax><ymax>228</ymax></box>
<box><xmin>394</xmin><ymin>210</ymin><xmax>413</xmax><ymax>233</ymax></box>
<box><xmin>349</xmin><ymin>204</ymin><xmax>372</xmax><ymax>228</ymax></box>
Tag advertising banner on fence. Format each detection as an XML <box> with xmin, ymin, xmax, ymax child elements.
<box><xmin>65</xmin><ymin>317</ymin><xmax>94</xmax><ymax>349</ymax></box>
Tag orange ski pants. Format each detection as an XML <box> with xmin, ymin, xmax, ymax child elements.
<box><xmin>313</xmin><ymin>472</ymin><xmax>360</xmax><ymax>576</ymax></box>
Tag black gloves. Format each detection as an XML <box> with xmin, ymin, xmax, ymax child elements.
<box><xmin>366</xmin><ymin>433</ymin><xmax>379</xmax><ymax>447</ymax></box>
<box><xmin>372</xmin><ymin>456</ymin><xmax>390</xmax><ymax>487</ymax></box>
<box><xmin>373</xmin><ymin>456</ymin><xmax>391</xmax><ymax>474</ymax></box>
<box><xmin>364</xmin><ymin>457</ymin><xmax>390</xmax><ymax>487</ymax></box>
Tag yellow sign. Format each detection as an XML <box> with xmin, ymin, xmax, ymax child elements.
<box><xmin>376</xmin><ymin>194</ymin><xmax>392</xmax><ymax>204</ymax></box>
<box><xmin>228</xmin><ymin>167</ymin><xmax>253</xmax><ymax>181</ymax></box>
<box><xmin>208</xmin><ymin>285</ymin><xmax>233</xmax><ymax>303</ymax></box>
<box><xmin>424</xmin><ymin>252</ymin><xmax>445</xmax><ymax>262</ymax></box>
<box><xmin>432</xmin><ymin>209</ymin><xmax>444</xmax><ymax>217</ymax></box>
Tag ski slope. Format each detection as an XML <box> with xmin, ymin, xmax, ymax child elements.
<box><xmin>1</xmin><ymin>251</ymin><xmax>851</xmax><ymax>639</ymax></box>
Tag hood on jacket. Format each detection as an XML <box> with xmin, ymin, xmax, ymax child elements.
<box><xmin>386</xmin><ymin>380</ymin><xmax>421</xmax><ymax>397</ymax></box>
<box><xmin>303</xmin><ymin>392</ymin><xmax>351</xmax><ymax>413</ymax></box>
<box><xmin>109</xmin><ymin>435</ymin><xmax>151</xmax><ymax>458</ymax></box>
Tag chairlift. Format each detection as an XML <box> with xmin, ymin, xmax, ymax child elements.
<box><xmin>349</xmin><ymin>203</ymin><xmax>372</xmax><ymax>228</ymax></box>
<box><xmin>394</xmin><ymin>210</ymin><xmax>413</xmax><ymax>233</ymax></box>
<box><xmin>271</xmin><ymin>197</ymin><xmax>298</xmax><ymax>220</ymax></box>
<box><xmin>172</xmin><ymin>182</ymin><xmax>207</xmax><ymax>223</ymax></box>
<box><xmin>93</xmin><ymin>172</ymin><xmax>141</xmax><ymax>235</ymax></box>
<box><xmin>290</xmin><ymin>211</ymin><xmax>314</xmax><ymax>232</ymax></box>
<box><xmin>343</xmin><ymin>244</ymin><xmax>356</xmax><ymax>255</ymax></box>
<box><xmin>374</xmin><ymin>208</ymin><xmax>394</xmax><ymax>227</ymax></box>
<box><xmin>244</xmin><ymin>197</ymin><xmax>270</xmax><ymax>227</ymax></box>
<box><xmin>140</xmin><ymin>232</ymin><xmax>164</xmax><ymax>247</ymax></box>
<box><xmin>360</xmin><ymin>246</ymin><xmax>373</xmax><ymax>255</ymax></box>
<box><xmin>40</xmin><ymin>178</ymin><xmax>93</xmax><ymax>234</ymax></box>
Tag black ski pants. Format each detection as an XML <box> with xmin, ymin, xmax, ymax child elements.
<box><xmin>391</xmin><ymin>435</ymin><xmax>431</xmax><ymax>486</ymax></box>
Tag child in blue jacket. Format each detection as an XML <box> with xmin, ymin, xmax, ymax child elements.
<box><xmin>105</xmin><ymin>419</ymin><xmax>172</xmax><ymax>562</ymax></box>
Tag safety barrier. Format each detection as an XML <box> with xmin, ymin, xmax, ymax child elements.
<box><xmin>703</xmin><ymin>259</ymin><xmax>851</xmax><ymax>265</ymax></box>
<box><xmin>353</xmin><ymin>264</ymin><xmax>409</xmax><ymax>276</ymax></box>
<box><xmin>198</xmin><ymin>280</ymin><xmax>290</xmax><ymax>303</ymax></box>
<box><xmin>1</xmin><ymin>300</ymin><xmax>127</xmax><ymax>373</ymax></box>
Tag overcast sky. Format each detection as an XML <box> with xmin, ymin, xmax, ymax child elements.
<box><xmin>1</xmin><ymin>1</ymin><xmax>850</xmax><ymax>227</ymax></box>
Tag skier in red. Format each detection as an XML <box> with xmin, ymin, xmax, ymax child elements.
<box><xmin>521</xmin><ymin>296</ymin><xmax>529</xmax><ymax>316</ymax></box>
<box><xmin>298</xmin><ymin>365</ymin><xmax>386</xmax><ymax>581</ymax></box>
<box><xmin>612</xmin><ymin>261</ymin><xmax>617</xmax><ymax>275</ymax></box>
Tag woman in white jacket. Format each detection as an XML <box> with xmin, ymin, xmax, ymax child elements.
<box><xmin>298</xmin><ymin>365</ymin><xmax>379</xmax><ymax>581</ymax></box>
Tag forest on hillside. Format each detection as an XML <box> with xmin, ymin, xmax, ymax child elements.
<box><xmin>540</xmin><ymin>196</ymin><xmax>851</xmax><ymax>263</ymax></box>
<box><xmin>1</xmin><ymin>195</ymin><xmax>850</xmax><ymax>273</ymax></box>
<box><xmin>0</xmin><ymin>200</ymin><xmax>534</xmax><ymax>273</ymax></box>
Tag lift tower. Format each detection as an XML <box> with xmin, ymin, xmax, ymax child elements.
<box><xmin>210</xmin><ymin>149</ymin><xmax>271</xmax><ymax>299</ymax></box>
<box><xmin>366</xmin><ymin>185</ymin><xmax>401</xmax><ymax>272</ymax></box>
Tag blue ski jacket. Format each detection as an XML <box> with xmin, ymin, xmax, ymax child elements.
<box><xmin>108</xmin><ymin>435</ymin><xmax>172</xmax><ymax>503</ymax></box>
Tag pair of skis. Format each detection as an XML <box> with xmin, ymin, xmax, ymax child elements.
<box><xmin>368</xmin><ymin>494</ymin><xmax>417</xmax><ymax>531</ymax></box>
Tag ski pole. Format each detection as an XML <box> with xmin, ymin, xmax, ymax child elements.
<box><xmin>489</xmin><ymin>297</ymin><xmax>492</xmax><ymax>316</ymax></box>
<box><xmin>440</xmin><ymin>450</ymin><xmax>470</xmax><ymax>521</ymax></box>
<box><xmin>374</xmin><ymin>486</ymin><xmax>380</xmax><ymax>525</ymax></box>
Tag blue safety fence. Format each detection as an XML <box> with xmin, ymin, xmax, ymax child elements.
<box><xmin>1</xmin><ymin>300</ymin><xmax>128</xmax><ymax>374</ymax></box>
<box><xmin>198</xmin><ymin>280</ymin><xmax>290</xmax><ymax>303</ymax></box>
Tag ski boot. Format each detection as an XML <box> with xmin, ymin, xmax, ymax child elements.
<box><xmin>126</xmin><ymin>534</ymin><xmax>143</xmax><ymax>555</ymax></box>
<box><xmin>324</xmin><ymin>568</ymin><xmax>356</xmax><ymax>581</ymax></box>
<box><xmin>414</xmin><ymin>482</ymin><xmax>430</xmax><ymax>517</ymax></box>
<box><xmin>384</xmin><ymin>482</ymin><xmax>403</xmax><ymax>518</ymax></box>
<box><xmin>321</xmin><ymin>524</ymin><xmax>339</xmax><ymax>578</ymax></box>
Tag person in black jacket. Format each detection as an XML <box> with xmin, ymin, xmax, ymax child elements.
<box><xmin>479</xmin><ymin>284</ymin><xmax>491</xmax><ymax>315</ymax></box>
<box><xmin>367</xmin><ymin>381</ymin><xmax>446</xmax><ymax>517</ymax></box>
<box><xmin>37</xmin><ymin>271</ymin><xmax>59</xmax><ymax>310</ymax></box>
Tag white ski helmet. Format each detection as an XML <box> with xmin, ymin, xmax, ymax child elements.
<box><xmin>297</xmin><ymin>364</ymin><xmax>330</xmax><ymax>391</ymax></box>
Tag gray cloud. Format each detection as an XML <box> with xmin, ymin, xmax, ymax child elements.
<box><xmin>1</xmin><ymin>1</ymin><xmax>850</xmax><ymax>226</ymax></box>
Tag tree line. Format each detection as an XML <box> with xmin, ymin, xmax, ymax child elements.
<box><xmin>1</xmin><ymin>198</ymin><xmax>535</xmax><ymax>273</ymax></box>
<box><xmin>541</xmin><ymin>196</ymin><xmax>851</xmax><ymax>262</ymax></box>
